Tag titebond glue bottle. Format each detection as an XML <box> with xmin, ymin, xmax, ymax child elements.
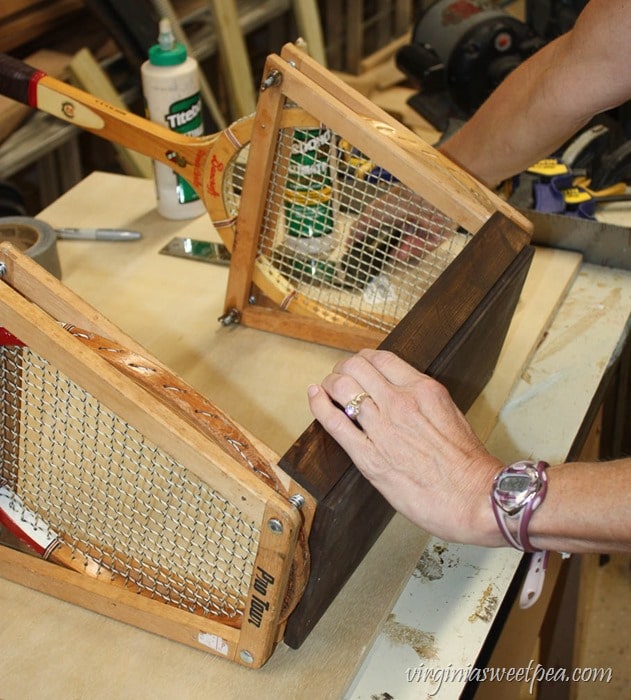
<box><xmin>141</xmin><ymin>18</ymin><xmax>205</xmax><ymax>219</ymax></box>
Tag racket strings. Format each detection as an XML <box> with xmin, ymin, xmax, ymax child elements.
<box><xmin>260</xmin><ymin>125</ymin><xmax>473</xmax><ymax>332</ymax></box>
<box><xmin>0</xmin><ymin>344</ymin><xmax>259</xmax><ymax>621</ymax></box>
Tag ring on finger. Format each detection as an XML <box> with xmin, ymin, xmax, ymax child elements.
<box><xmin>344</xmin><ymin>391</ymin><xmax>370</xmax><ymax>419</ymax></box>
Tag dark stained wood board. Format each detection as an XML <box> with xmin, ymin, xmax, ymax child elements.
<box><xmin>281</xmin><ymin>212</ymin><xmax>534</xmax><ymax>647</ymax></box>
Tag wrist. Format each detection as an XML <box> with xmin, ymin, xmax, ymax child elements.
<box><xmin>468</xmin><ymin>456</ymin><xmax>506</xmax><ymax>547</ymax></box>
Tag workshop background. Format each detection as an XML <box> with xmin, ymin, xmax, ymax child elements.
<box><xmin>0</xmin><ymin>2</ymin><xmax>628</xmax><ymax>699</ymax></box>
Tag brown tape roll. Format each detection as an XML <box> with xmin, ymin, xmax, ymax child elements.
<box><xmin>0</xmin><ymin>216</ymin><xmax>61</xmax><ymax>279</ymax></box>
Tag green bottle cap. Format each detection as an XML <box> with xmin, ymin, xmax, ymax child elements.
<box><xmin>148</xmin><ymin>41</ymin><xmax>187</xmax><ymax>66</ymax></box>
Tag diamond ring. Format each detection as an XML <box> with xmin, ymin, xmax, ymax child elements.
<box><xmin>344</xmin><ymin>391</ymin><xmax>369</xmax><ymax>419</ymax></box>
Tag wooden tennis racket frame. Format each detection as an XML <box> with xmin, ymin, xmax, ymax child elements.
<box><xmin>0</xmin><ymin>244</ymin><xmax>316</xmax><ymax>668</ymax></box>
<box><xmin>223</xmin><ymin>44</ymin><xmax>533</xmax><ymax>351</ymax></box>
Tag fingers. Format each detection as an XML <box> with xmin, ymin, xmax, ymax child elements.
<box><xmin>306</xmin><ymin>383</ymin><xmax>372</xmax><ymax>453</ymax></box>
<box><xmin>333</xmin><ymin>348</ymin><xmax>425</xmax><ymax>390</ymax></box>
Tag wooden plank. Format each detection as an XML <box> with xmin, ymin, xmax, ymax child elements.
<box><xmin>333</xmin><ymin>60</ymin><xmax>406</xmax><ymax>97</ymax></box>
<box><xmin>324</xmin><ymin>0</ymin><xmax>343</xmax><ymax>68</ymax></box>
<box><xmin>394</xmin><ymin>0</ymin><xmax>412</xmax><ymax>35</ymax></box>
<box><xmin>206</xmin><ymin>0</ymin><xmax>256</xmax><ymax>118</ymax></box>
<box><xmin>0</xmin><ymin>0</ymin><xmax>83</xmax><ymax>53</ymax></box>
<box><xmin>467</xmin><ymin>246</ymin><xmax>583</xmax><ymax>443</ymax></box>
<box><xmin>345</xmin><ymin>0</ymin><xmax>363</xmax><ymax>73</ymax></box>
<box><xmin>291</xmin><ymin>0</ymin><xmax>327</xmax><ymax>66</ymax></box>
<box><xmin>359</xmin><ymin>31</ymin><xmax>412</xmax><ymax>73</ymax></box>
<box><xmin>283</xmin><ymin>231</ymin><xmax>535</xmax><ymax>647</ymax></box>
<box><xmin>0</xmin><ymin>1</ymin><xmax>44</xmax><ymax>19</ymax></box>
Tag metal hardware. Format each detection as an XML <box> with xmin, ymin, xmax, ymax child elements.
<box><xmin>218</xmin><ymin>308</ymin><xmax>241</xmax><ymax>326</ymax></box>
<box><xmin>288</xmin><ymin>494</ymin><xmax>305</xmax><ymax>510</ymax></box>
<box><xmin>239</xmin><ymin>649</ymin><xmax>254</xmax><ymax>664</ymax></box>
<box><xmin>260</xmin><ymin>70</ymin><xmax>282</xmax><ymax>91</ymax></box>
<box><xmin>268</xmin><ymin>518</ymin><xmax>283</xmax><ymax>534</ymax></box>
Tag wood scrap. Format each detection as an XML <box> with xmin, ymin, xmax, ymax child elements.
<box><xmin>206</xmin><ymin>0</ymin><xmax>256</xmax><ymax>119</ymax></box>
<box><xmin>0</xmin><ymin>0</ymin><xmax>83</xmax><ymax>53</ymax></box>
<box><xmin>292</xmin><ymin>0</ymin><xmax>327</xmax><ymax>67</ymax></box>
<box><xmin>334</xmin><ymin>60</ymin><xmax>406</xmax><ymax>97</ymax></box>
<box><xmin>358</xmin><ymin>31</ymin><xmax>411</xmax><ymax>74</ymax></box>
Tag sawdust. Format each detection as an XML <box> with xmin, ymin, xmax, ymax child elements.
<box><xmin>414</xmin><ymin>543</ymin><xmax>459</xmax><ymax>582</ymax></box>
<box><xmin>468</xmin><ymin>584</ymin><xmax>499</xmax><ymax>623</ymax></box>
<box><xmin>383</xmin><ymin>613</ymin><xmax>438</xmax><ymax>660</ymax></box>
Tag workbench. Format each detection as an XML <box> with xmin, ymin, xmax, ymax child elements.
<box><xmin>1</xmin><ymin>172</ymin><xmax>630</xmax><ymax>699</ymax></box>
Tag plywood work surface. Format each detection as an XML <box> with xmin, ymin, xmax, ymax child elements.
<box><xmin>1</xmin><ymin>173</ymin><xmax>629</xmax><ymax>699</ymax></box>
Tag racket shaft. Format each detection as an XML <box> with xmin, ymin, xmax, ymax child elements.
<box><xmin>0</xmin><ymin>52</ymin><xmax>213</xmax><ymax>193</ymax></box>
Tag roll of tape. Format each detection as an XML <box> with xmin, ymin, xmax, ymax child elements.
<box><xmin>0</xmin><ymin>216</ymin><xmax>62</xmax><ymax>279</ymax></box>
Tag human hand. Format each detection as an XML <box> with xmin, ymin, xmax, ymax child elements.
<box><xmin>307</xmin><ymin>349</ymin><xmax>503</xmax><ymax>546</ymax></box>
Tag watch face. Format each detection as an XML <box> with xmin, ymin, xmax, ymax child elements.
<box><xmin>499</xmin><ymin>474</ymin><xmax>532</xmax><ymax>492</ymax></box>
<box><xmin>494</xmin><ymin>466</ymin><xmax>541</xmax><ymax>515</ymax></box>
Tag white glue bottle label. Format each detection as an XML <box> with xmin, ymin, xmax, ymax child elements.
<box><xmin>141</xmin><ymin>18</ymin><xmax>205</xmax><ymax>220</ymax></box>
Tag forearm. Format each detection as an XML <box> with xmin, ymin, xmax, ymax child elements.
<box><xmin>438</xmin><ymin>35</ymin><xmax>589</xmax><ymax>187</ymax></box>
<box><xmin>526</xmin><ymin>458</ymin><xmax>631</xmax><ymax>554</ymax></box>
<box><xmin>438</xmin><ymin>0</ymin><xmax>631</xmax><ymax>188</ymax></box>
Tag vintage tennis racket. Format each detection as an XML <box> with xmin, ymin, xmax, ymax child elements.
<box><xmin>0</xmin><ymin>243</ymin><xmax>315</xmax><ymax>667</ymax></box>
<box><xmin>0</xmin><ymin>47</ymin><xmax>531</xmax><ymax>350</ymax></box>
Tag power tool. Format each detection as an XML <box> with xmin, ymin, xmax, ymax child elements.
<box><xmin>397</xmin><ymin>1</ymin><xmax>590</xmax><ymax>132</ymax></box>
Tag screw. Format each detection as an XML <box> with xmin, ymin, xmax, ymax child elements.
<box><xmin>217</xmin><ymin>308</ymin><xmax>241</xmax><ymax>326</ymax></box>
<box><xmin>289</xmin><ymin>494</ymin><xmax>305</xmax><ymax>510</ymax></box>
<box><xmin>260</xmin><ymin>70</ymin><xmax>282</xmax><ymax>91</ymax></box>
<box><xmin>268</xmin><ymin>518</ymin><xmax>283</xmax><ymax>534</ymax></box>
<box><xmin>0</xmin><ymin>263</ymin><xmax>6</xmax><ymax>277</ymax></box>
<box><xmin>240</xmin><ymin>649</ymin><xmax>254</xmax><ymax>664</ymax></box>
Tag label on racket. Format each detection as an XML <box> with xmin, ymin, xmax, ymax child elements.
<box><xmin>0</xmin><ymin>484</ymin><xmax>59</xmax><ymax>557</ymax></box>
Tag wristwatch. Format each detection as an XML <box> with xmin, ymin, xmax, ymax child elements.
<box><xmin>491</xmin><ymin>459</ymin><xmax>560</xmax><ymax>610</ymax></box>
<box><xmin>491</xmin><ymin>459</ymin><xmax>549</xmax><ymax>553</ymax></box>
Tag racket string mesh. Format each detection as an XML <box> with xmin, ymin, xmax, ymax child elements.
<box><xmin>0</xmin><ymin>344</ymin><xmax>259</xmax><ymax>621</ymax></box>
<box><xmin>261</xmin><ymin>123</ymin><xmax>473</xmax><ymax>332</ymax></box>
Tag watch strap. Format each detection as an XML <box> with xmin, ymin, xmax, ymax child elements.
<box><xmin>520</xmin><ymin>550</ymin><xmax>549</xmax><ymax>609</ymax></box>
<box><xmin>519</xmin><ymin>465</ymin><xmax>548</xmax><ymax>552</ymax></box>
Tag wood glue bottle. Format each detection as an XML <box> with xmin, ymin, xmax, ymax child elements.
<box><xmin>141</xmin><ymin>18</ymin><xmax>205</xmax><ymax>219</ymax></box>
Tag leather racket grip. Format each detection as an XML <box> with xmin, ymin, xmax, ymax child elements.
<box><xmin>0</xmin><ymin>52</ymin><xmax>40</xmax><ymax>106</ymax></box>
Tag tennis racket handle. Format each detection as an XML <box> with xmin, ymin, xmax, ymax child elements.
<box><xmin>0</xmin><ymin>52</ymin><xmax>205</xmax><ymax>178</ymax></box>
<box><xmin>0</xmin><ymin>52</ymin><xmax>39</xmax><ymax>106</ymax></box>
